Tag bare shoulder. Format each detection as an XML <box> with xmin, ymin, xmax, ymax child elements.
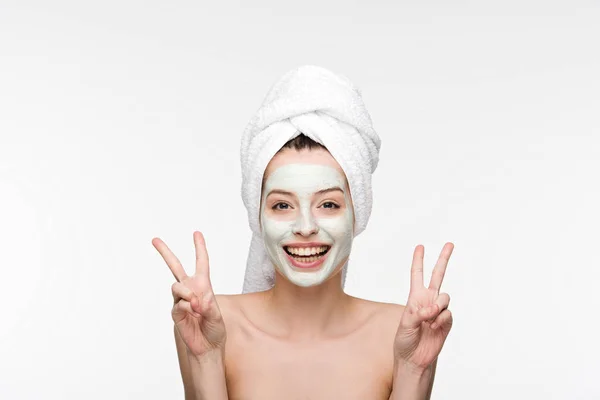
<box><xmin>214</xmin><ymin>292</ymin><xmax>263</xmax><ymax>329</ymax></box>
<box><xmin>215</xmin><ymin>293</ymin><xmax>246</xmax><ymax>315</ymax></box>
<box><xmin>215</xmin><ymin>292</ymin><xmax>262</xmax><ymax>310</ymax></box>
<box><xmin>349</xmin><ymin>296</ymin><xmax>406</xmax><ymax>336</ymax></box>
<box><xmin>350</xmin><ymin>295</ymin><xmax>406</xmax><ymax>318</ymax></box>
<box><xmin>214</xmin><ymin>293</ymin><xmax>241</xmax><ymax>311</ymax></box>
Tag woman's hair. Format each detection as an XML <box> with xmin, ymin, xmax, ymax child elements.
<box><xmin>277</xmin><ymin>133</ymin><xmax>326</xmax><ymax>153</ymax></box>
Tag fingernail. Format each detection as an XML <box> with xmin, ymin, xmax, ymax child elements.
<box><xmin>431</xmin><ymin>322</ymin><xmax>438</xmax><ymax>329</ymax></box>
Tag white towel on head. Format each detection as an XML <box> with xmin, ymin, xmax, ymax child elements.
<box><xmin>240</xmin><ymin>65</ymin><xmax>381</xmax><ymax>293</ymax></box>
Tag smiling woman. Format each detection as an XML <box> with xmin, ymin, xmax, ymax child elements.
<box><xmin>259</xmin><ymin>138</ymin><xmax>355</xmax><ymax>287</ymax></box>
<box><xmin>240</xmin><ymin>66</ymin><xmax>382</xmax><ymax>294</ymax></box>
<box><xmin>152</xmin><ymin>65</ymin><xmax>454</xmax><ymax>400</ymax></box>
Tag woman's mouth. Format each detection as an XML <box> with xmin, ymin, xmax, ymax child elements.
<box><xmin>283</xmin><ymin>245</ymin><xmax>331</xmax><ymax>269</ymax></box>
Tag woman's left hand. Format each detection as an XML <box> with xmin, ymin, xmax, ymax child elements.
<box><xmin>393</xmin><ymin>243</ymin><xmax>454</xmax><ymax>372</ymax></box>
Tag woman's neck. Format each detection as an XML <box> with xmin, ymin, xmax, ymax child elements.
<box><xmin>260</xmin><ymin>270</ymin><xmax>355</xmax><ymax>341</ymax></box>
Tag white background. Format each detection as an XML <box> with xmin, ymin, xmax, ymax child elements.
<box><xmin>1</xmin><ymin>1</ymin><xmax>599</xmax><ymax>399</ymax></box>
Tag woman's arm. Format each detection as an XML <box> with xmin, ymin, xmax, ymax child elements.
<box><xmin>389</xmin><ymin>359</ymin><xmax>437</xmax><ymax>400</ymax></box>
<box><xmin>174</xmin><ymin>326</ymin><xmax>197</xmax><ymax>400</ymax></box>
<box><xmin>188</xmin><ymin>347</ymin><xmax>228</xmax><ymax>400</ymax></box>
<box><xmin>175</xmin><ymin>326</ymin><xmax>229</xmax><ymax>400</ymax></box>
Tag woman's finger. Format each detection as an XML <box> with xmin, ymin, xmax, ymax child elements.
<box><xmin>421</xmin><ymin>293</ymin><xmax>451</xmax><ymax>324</ymax></box>
<box><xmin>430</xmin><ymin>309</ymin><xmax>453</xmax><ymax>330</ymax></box>
<box><xmin>173</xmin><ymin>299</ymin><xmax>202</xmax><ymax>321</ymax></box>
<box><xmin>418</xmin><ymin>303</ymin><xmax>439</xmax><ymax>321</ymax></box>
<box><xmin>428</xmin><ymin>242</ymin><xmax>454</xmax><ymax>293</ymax></box>
<box><xmin>435</xmin><ymin>293</ymin><xmax>450</xmax><ymax>312</ymax></box>
<box><xmin>410</xmin><ymin>245</ymin><xmax>425</xmax><ymax>292</ymax></box>
<box><xmin>152</xmin><ymin>237</ymin><xmax>188</xmax><ymax>282</ymax></box>
<box><xmin>194</xmin><ymin>293</ymin><xmax>223</xmax><ymax>323</ymax></box>
<box><xmin>401</xmin><ymin>303</ymin><xmax>439</xmax><ymax>329</ymax></box>
<box><xmin>171</xmin><ymin>281</ymin><xmax>195</xmax><ymax>303</ymax></box>
<box><xmin>194</xmin><ymin>231</ymin><xmax>211</xmax><ymax>283</ymax></box>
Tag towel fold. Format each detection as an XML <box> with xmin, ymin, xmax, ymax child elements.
<box><xmin>240</xmin><ymin>65</ymin><xmax>381</xmax><ymax>293</ymax></box>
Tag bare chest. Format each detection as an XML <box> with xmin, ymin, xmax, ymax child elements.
<box><xmin>224</xmin><ymin>330</ymin><xmax>393</xmax><ymax>400</ymax></box>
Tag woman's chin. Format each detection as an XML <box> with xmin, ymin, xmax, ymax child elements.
<box><xmin>281</xmin><ymin>267</ymin><xmax>343</xmax><ymax>288</ymax></box>
<box><xmin>274</xmin><ymin>265</ymin><xmax>326</xmax><ymax>286</ymax></box>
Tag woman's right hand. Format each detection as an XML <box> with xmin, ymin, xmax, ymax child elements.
<box><xmin>152</xmin><ymin>231</ymin><xmax>226</xmax><ymax>358</ymax></box>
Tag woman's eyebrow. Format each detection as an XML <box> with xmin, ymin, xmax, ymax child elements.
<box><xmin>267</xmin><ymin>187</ymin><xmax>344</xmax><ymax>197</ymax></box>
<box><xmin>315</xmin><ymin>187</ymin><xmax>344</xmax><ymax>195</ymax></box>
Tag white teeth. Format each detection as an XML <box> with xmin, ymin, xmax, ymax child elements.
<box><xmin>292</xmin><ymin>255</ymin><xmax>320</xmax><ymax>263</ymax></box>
<box><xmin>285</xmin><ymin>246</ymin><xmax>328</xmax><ymax>256</ymax></box>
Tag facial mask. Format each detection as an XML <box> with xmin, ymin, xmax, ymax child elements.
<box><xmin>260</xmin><ymin>163</ymin><xmax>354</xmax><ymax>287</ymax></box>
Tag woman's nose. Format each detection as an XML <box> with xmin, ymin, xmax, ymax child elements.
<box><xmin>292</xmin><ymin>210</ymin><xmax>319</xmax><ymax>236</ymax></box>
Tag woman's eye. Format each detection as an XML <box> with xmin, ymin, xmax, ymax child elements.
<box><xmin>322</xmin><ymin>202</ymin><xmax>340</xmax><ymax>209</ymax></box>
<box><xmin>273</xmin><ymin>202</ymin><xmax>290</xmax><ymax>210</ymax></box>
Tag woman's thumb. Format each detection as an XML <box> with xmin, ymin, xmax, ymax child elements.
<box><xmin>200</xmin><ymin>294</ymin><xmax>222</xmax><ymax>322</ymax></box>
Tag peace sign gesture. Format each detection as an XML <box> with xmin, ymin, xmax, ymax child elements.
<box><xmin>394</xmin><ymin>243</ymin><xmax>454</xmax><ymax>371</ymax></box>
<box><xmin>152</xmin><ymin>231</ymin><xmax>226</xmax><ymax>357</ymax></box>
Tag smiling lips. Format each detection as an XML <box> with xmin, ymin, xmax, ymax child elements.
<box><xmin>283</xmin><ymin>244</ymin><xmax>331</xmax><ymax>269</ymax></box>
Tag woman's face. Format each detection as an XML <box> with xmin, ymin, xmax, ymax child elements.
<box><xmin>260</xmin><ymin>147</ymin><xmax>355</xmax><ymax>287</ymax></box>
